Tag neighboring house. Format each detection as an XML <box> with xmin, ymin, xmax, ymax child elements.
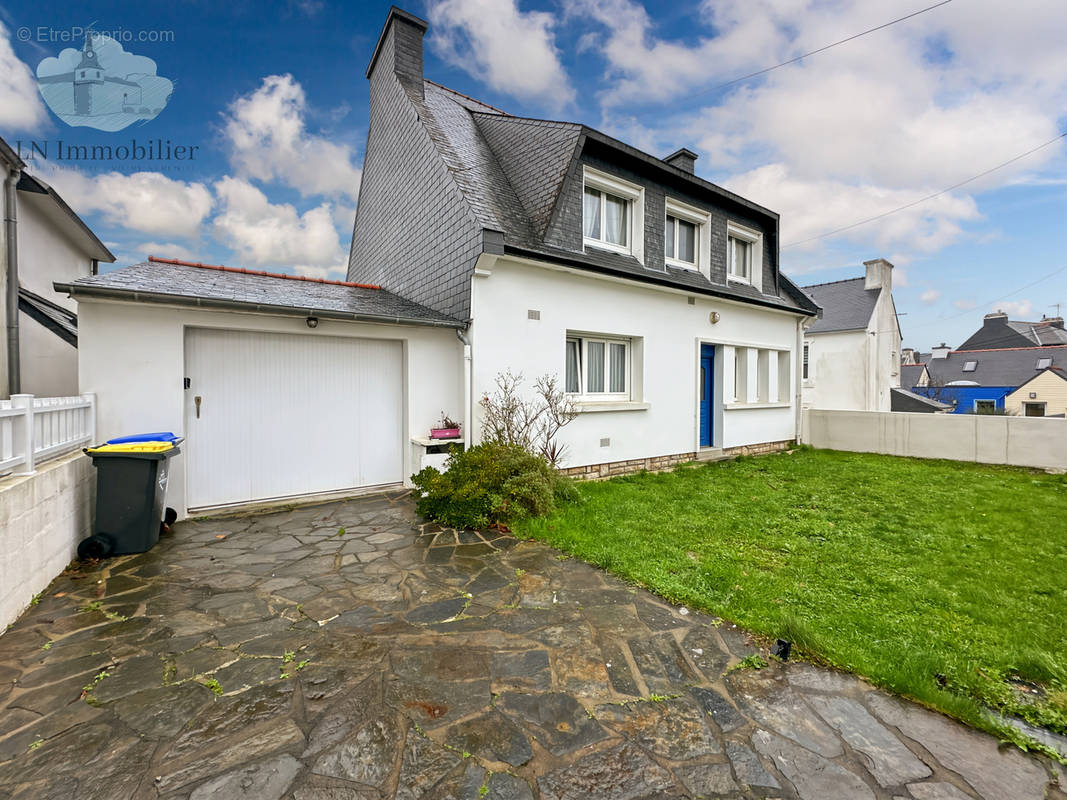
<box><xmin>956</xmin><ymin>311</ymin><xmax>1067</xmax><ymax>350</ymax></box>
<box><xmin>0</xmin><ymin>137</ymin><xmax>115</xmax><ymax>398</ymax></box>
<box><xmin>63</xmin><ymin>7</ymin><xmax>818</xmax><ymax>519</ymax></box>
<box><xmin>800</xmin><ymin>259</ymin><xmax>902</xmax><ymax>411</ymax></box>
<box><xmin>918</xmin><ymin>345</ymin><xmax>1067</xmax><ymax>414</ymax></box>
<box><xmin>1003</xmin><ymin>367</ymin><xmax>1067</xmax><ymax>417</ymax></box>
<box><xmin>900</xmin><ymin>362</ymin><xmax>930</xmax><ymax>389</ymax></box>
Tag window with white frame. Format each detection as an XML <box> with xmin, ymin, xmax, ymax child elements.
<box><xmin>802</xmin><ymin>342</ymin><xmax>811</xmax><ymax>381</ymax></box>
<box><xmin>664</xmin><ymin>197</ymin><xmax>710</xmax><ymax>271</ymax></box>
<box><xmin>583</xmin><ymin>167</ymin><xmax>643</xmax><ymax>259</ymax></box>
<box><xmin>566</xmin><ymin>334</ymin><xmax>630</xmax><ymax>399</ymax></box>
<box><xmin>727</xmin><ymin>221</ymin><xmax>763</xmax><ymax>291</ymax></box>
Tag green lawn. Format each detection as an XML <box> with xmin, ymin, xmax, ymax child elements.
<box><xmin>514</xmin><ymin>448</ymin><xmax>1067</xmax><ymax>756</ymax></box>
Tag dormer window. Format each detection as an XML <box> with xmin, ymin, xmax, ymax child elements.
<box><xmin>582</xmin><ymin>166</ymin><xmax>644</xmax><ymax>262</ymax></box>
<box><xmin>727</xmin><ymin>221</ymin><xmax>763</xmax><ymax>292</ymax></box>
<box><xmin>664</xmin><ymin>197</ymin><xmax>710</xmax><ymax>273</ymax></box>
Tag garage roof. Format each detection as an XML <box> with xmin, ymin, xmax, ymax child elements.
<box><xmin>55</xmin><ymin>257</ymin><xmax>465</xmax><ymax>329</ymax></box>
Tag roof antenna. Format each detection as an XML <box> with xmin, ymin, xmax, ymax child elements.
<box><xmin>1050</xmin><ymin>303</ymin><xmax>1062</xmax><ymax>316</ymax></box>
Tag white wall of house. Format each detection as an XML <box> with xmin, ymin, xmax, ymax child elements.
<box><xmin>77</xmin><ymin>299</ymin><xmax>463</xmax><ymax>518</ymax></box>
<box><xmin>803</xmin><ymin>260</ymin><xmax>901</xmax><ymax>412</ymax></box>
<box><xmin>13</xmin><ymin>193</ymin><xmax>95</xmax><ymax>397</ymax></box>
<box><xmin>469</xmin><ymin>255</ymin><xmax>802</xmax><ymax>467</ymax></box>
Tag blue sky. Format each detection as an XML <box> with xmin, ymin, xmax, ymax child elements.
<box><xmin>0</xmin><ymin>0</ymin><xmax>1064</xmax><ymax>351</ymax></box>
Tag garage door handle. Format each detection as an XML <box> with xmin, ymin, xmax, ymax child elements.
<box><xmin>194</xmin><ymin>396</ymin><xmax>202</xmax><ymax>419</ymax></box>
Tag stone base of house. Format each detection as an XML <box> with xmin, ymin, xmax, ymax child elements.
<box><xmin>561</xmin><ymin>440</ymin><xmax>795</xmax><ymax>481</ymax></box>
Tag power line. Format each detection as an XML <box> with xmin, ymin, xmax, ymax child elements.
<box><xmin>688</xmin><ymin>0</ymin><xmax>954</xmax><ymax>100</ymax></box>
<box><xmin>781</xmin><ymin>131</ymin><xmax>1067</xmax><ymax>248</ymax></box>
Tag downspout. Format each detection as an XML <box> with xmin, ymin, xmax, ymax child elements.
<box><xmin>795</xmin><ymin>316</ymin><xmax>813</xmax><ymax>443</ymax></box>
<box><xmin>456</xmin><ymin>327</ymin><xmax>472</xmax><ymax>447</ymax></box>
<box><xmin>4</xmin><ymin>168</ymin><xmax>20</xmax><ymax>395</ymax></box>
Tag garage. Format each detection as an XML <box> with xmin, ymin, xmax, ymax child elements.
<box><xmin>58</xmin><ymin>257</ymin><xmax>465</xmax><ymax>519</ymax></box>
<box><xmin>184</xmin><ymin>328</ymin><xmax>404</xmax><ymax>510</ymax></box>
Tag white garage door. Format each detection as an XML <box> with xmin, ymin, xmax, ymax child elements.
<box><xmin>184</xmin><ymin>327</ymin><xmax>403</xmax><ymax>510</ymax></box>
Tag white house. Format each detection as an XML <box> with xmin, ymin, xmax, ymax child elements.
<box><xmin>62</xmin><ymin>8</ymin><xmax>818</xmax><ymax>519</ymax></box>
<box><xmin>1</xmin><ymin>137</ymin><xmax>115</xmax><ymax>398</ymax></box>
<box><xmin>800</xmin><ymin>259</ymin><xmax>902</xmax><ymax>411</ymax></box>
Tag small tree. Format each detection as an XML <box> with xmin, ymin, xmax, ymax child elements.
<box><xmin>480</xmin><ymin>371</ymin><xmax>578</xmax><ymax>466</ymax></box>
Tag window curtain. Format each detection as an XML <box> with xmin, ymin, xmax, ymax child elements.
<box><xmin>665</xmin><ymin>216</ymin><xmax>675</xmax><ymax>258</ymax></box>
<box><xmin>678</xmin><ymin>220</ymin><xmax>696</xmax><ymax>262</ymax></box>
<box><xmin>603</xmin><ymin>194</ymin><xmax>627</xmax><ymax>245</ymax></box>
<box><xmin>609</xmin><ymin>343</ymin><xmax>626</xmax><ymax>392</ymax></box>
<box><xmin>566</xmin><ymin>340</ymin><xmax>580</xmax><ymax>393</ymax></box>
<box><xmin>583</xmin><ymin>187</ymin><xmax>601</xmax><ymax>239</ymax></box>
<box><xmin>587</xmin><ymin>342</ymin><xmax>605</xmax><ymax>392</ymax></box>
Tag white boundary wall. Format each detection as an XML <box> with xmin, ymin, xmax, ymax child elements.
<box><xmin>0</xmin><ymin>451</ymin><xmax>94</xmax><ymax>630</ymax></box>
<box><xmin>802</xmin><ymin>409</ymin><xmax>1067</xmax><ymax>470</ymax></box>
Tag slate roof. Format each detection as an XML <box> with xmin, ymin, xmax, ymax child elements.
<box><xmin>925</xmin><ymin>346</ymin><xmax>1067</xmax><ymax>387</ymax></box>
<box><xmin>900</xmin><ymin>363</ymin><xmax>928</xmax><ymax>389</ymax></box>
<box><xmin>800</xmin><ymin>277</ymin><xmax>879</xmax><ymax>333</ymax></box>
<box><xmin>1006</xmin><ymin>319</ymin><xmax>1067</xmax><ymax>346</ymax></box>
<box><xmin>891</xmin><ymin>387</ymin><xmax>951</xmax><ymax>413</ymax></box>
<box><xmin>19</xmin><ymin>286</ymin><xmax>77</xmax><ymax>346</ymax></box>
<box><xmin>54</xmin><ymin>258</ymin><xmax>464</xmax><ymax>328</ymax></box>
<box><xmin>418</xmin><ymin>81</ymin><xmax>817</xmax><ymax>316</ymax></box>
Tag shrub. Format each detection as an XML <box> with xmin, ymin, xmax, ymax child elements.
<box><xmin>412</xmin><ymin>442</ymin><xmax>577</xmax><ymax>529</ymax></box>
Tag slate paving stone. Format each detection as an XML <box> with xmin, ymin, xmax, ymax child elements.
<box><xmin>0</xmin><ymin>494</ymin><xmax>1057</xmax><ymax>800</ymax></box>
<box><xmin>807</xmin><ymin>694</ymin><xmax>932</xmax><ymax>787</ymax></box>
<box><xmin>753</xmin><ymin>729</ymin><xmax>876</xmax><ymax>800</ymax></box>
<box><xmin>537</xmin><ymin>742</ymin><xmax>678</xmax><ymax>800</ymax></box>
<box><xmin>445</xmin><ymin>710</ymin><xmax>532</xmax><ymax>767</ymax></box>
<box><xmin>597</xmin><ymin>695</ymin><xmax>723</xmax><ymax>759</ymax></box>
<box><xmin>495</xmin><ymin>692</ymin><xmax>608</xmax><ymax>756</ymax></box>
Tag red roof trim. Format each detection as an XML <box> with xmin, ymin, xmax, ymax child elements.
<box><xmin>948</xmin><ymin>345</ymin><xmax>1067</xmax><ymax>354</ymax></box>
<box><xmin>147</xmin><ymin>256</ymin><xmax>381</xmax><ymax>290</ymax></box>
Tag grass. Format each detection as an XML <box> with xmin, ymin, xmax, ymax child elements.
<box><xmin>515</xmin><ymin>448</ymin><xmax>1067</xmax><ymax>756</ymax></box>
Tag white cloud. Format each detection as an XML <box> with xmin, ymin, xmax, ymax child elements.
<box><xmin>953</xmin><ymin>299</ymin><xmax>977</xmax><ymax>311</ymax></box>
<box><xmin>134</xmin><ymin>242</ymin><xmax>197</xmax><ymax>262</ymax></box>
<box><xmin>0</xmin><ymin>21</ymin><xmax>50</xmax><ymax>131</ymax></box>
<box><xmin>46</xmin><ymin>165</ymin><xmax>213</xmax><ymax>239</ymax></box>
<box><xmin>223</xmin><ymin>74</ymin><xmax>361</xmax><ymax>200</ymax></box>
<box><xmin>995</xmin><ymin>299</ymin><xmax>1033</xmax><ymax>318</ymax></box>
<box><xmin>920</xmin><ymin>289</ymin><xmax>941</xmax><ymax>305</ymax></box>
<box><xmin>428</xmin><ymin>0</ymin><xmax>574</xmax><ymax>110</ymax></box>
<box><xmin>212</xmin><ymin>176</ymin><xmax>346</xmax><ymax>276</ymax></box>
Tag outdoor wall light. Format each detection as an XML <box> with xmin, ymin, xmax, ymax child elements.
<box><xmin>306</xmin><ymin>316</ymin><xmax>319</xmax><ymax>329</ymax></box>
<box><xmin>708</xmin><ymin>311</ymin><xmax>721</xmax><ymax>324</ymax></box>
<box><xmin>1029</xmin><ymin>392</ymin><xmax>1037</xmax><ymax>399</ymax></box>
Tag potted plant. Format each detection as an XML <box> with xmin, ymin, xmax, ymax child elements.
<box><xmin>430</xmin><ymin>413</ymin><xmax>462</xmax><ymax>440</ymax></box>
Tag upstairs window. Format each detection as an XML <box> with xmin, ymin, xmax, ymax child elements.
<box><xmin>665</xmin><ymin>215</ymin><xmax>696</xmax><ymax>265</ymax></box>
<box><xmin>566</xmin><ymin>334</ymin><xmax>630</xmax><ymax>399</ymax></box>
<box><xmin>726</xmin><ymin>221</ymin><xmax>763</xmax><ymax>291</ymax></box>
<box><xmin>582</xmin><ymin>167</ymin><xmax>644</xmax><ymax>260</ymax></box>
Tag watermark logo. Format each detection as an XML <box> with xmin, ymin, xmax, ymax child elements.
<box><xmin>35</xmin><ymin>30</ymin><xmax>173</xmax><ymax>132</ymax></box>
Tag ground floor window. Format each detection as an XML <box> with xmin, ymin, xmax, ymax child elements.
<box><xmin>566</xmin><ymin>334</ymin><xmax>630</xmax><ymax>399</ymax></box>
<box><xmin>974</xmin><ymin>399</ymin><xmax>996</xmax><ymax>414</ymax></box>
<box><xmin>1023</xmin><ymin>402</ymin><xmax>1045</xmax><ymax>417</ymax></box>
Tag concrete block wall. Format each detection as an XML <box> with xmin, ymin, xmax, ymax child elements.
<box><xmin>802</xmin><ymin>409</ymin><xmax>1067</xmax><ymax>471</ymax></box>
<box><xmin>0</xmin><ymin>452</ymin><xmax>94</xmax><ymax>631</ymax></box>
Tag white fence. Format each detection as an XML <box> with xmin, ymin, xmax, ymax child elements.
<box><xmin>0</xmin><ymin>394</ymin><xmax>96</xmax><ymax>477</ymax></box>
<box><xmin>801</xmin><ymin>409</ymin><xmax>1067</xmax><ymax>471</ymax></box>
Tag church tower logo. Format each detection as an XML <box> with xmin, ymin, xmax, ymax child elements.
<box><xmin>35</xmin><ymin>31</ymin><xmax>173</xmax><ymax>132</ymax></box>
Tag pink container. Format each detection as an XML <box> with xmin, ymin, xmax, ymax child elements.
<box><xmin>430</xmin><ymin>427</ymin><xmax>461</xmax><ymax>440</ymax></box>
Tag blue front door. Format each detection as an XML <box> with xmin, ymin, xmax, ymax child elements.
<box><xmin>699</xmin><ymin>344</ymin><xmax>714</xmax><ymax>447</ymax></box>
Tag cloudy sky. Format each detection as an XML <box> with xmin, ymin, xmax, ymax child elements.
<box><xmin>0</xmin><ymin>0</ymin><xmax>1064</xmax><ymax>350</ymax></box>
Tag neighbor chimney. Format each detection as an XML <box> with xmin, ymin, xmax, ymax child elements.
<box><xmin>366</xmin><ymin>7</ymin><xmax>428</xmax><ymax>98</ymax></box>
<box><xmin>901</xmin><ymin>347</ymin><xmax>915</xmax><ymax>364</ymax></box>
<box><xmin>664</xmin><ymin>148</ymin><xmax>698</xmax><ymax>174</ymax></box>
<box><xmin>864</xmin><ymin>258</ymin><xmax>893</xmax><ymax>291</ymax></box>
<box><xmin>1041</xmin><ymin>315</ymin><xmax>1064</xmax><ymax>330</ymax></box>
<box><xmin>983</xmin><ymin>311</ymin><xmax>1008</xmax><ymax>326</ymax></box>
<box><xmin>931</xmin><ymin>343</ymin><xmax>951</xmax><ymax>359</ymax></box>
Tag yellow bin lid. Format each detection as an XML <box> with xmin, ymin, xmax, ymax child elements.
<box><xmin>86</xmin><ymin>442</ymin><xmax>175</xmax><ymax>454</ymax></box>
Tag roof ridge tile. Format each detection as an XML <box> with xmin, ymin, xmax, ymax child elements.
<box><xmin>147</xmin><ymin>256</ymin><xmax>381</xmax><ymax>290</ymax></box>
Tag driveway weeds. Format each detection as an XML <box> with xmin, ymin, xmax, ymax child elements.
<box><xmin>0</xmin><ymin>491</ymin><xmax>1061</xmax><ymax>799</ymax></box>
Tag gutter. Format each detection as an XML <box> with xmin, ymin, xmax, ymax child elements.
<box><xmin>503</xmin><ymin>243</ymin><xmax>817</xmax><ymax>317</ymax></box>
<box><xmin>5</xmin><ymin>166</ymin><xmax>20</xmax><ymax>394</ymax></box>
<box><xmin>51</xmin><ymin>283</ymin><xmax>467</xmax><ymax>330</ymax></box>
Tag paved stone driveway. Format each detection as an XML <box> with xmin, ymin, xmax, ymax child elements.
<box><xmin>0</xmin><ymin>492</ymin><xmax>1062</xmax><ymax>800</ymax></box>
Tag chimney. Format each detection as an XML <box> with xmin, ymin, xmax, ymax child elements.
<box><xmin>931</xmin><ymin>343</ymin><xmax>951</xmax><ymax>359</ymax></box>
<box><xmin>1041</xmin><ymin>315</ymin><xmax>1064</xmax><ymax>330</ymax></box>
<box><xmin>901</xmin><ymin>347</ymin><xmax>915</xmax><ymax>365</ymax></box>
<box><xmin>366</xmin><ymin>7</ymin><xmax>428</xmax><ymax>97</ymax></box>
<box><xmin>983</xmin><ymin>310</ymin><xmax>1008</xmax><ymax>326</ymax></box>
<box><xmin>664</xmin><ymin>148</ymin><xmax>698</xmax><ymax>174</ymax></box>
<box><xmin>864</xmin><ymin>258</ymin><xmax>893</xmax><ymax>291</ymax></box>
